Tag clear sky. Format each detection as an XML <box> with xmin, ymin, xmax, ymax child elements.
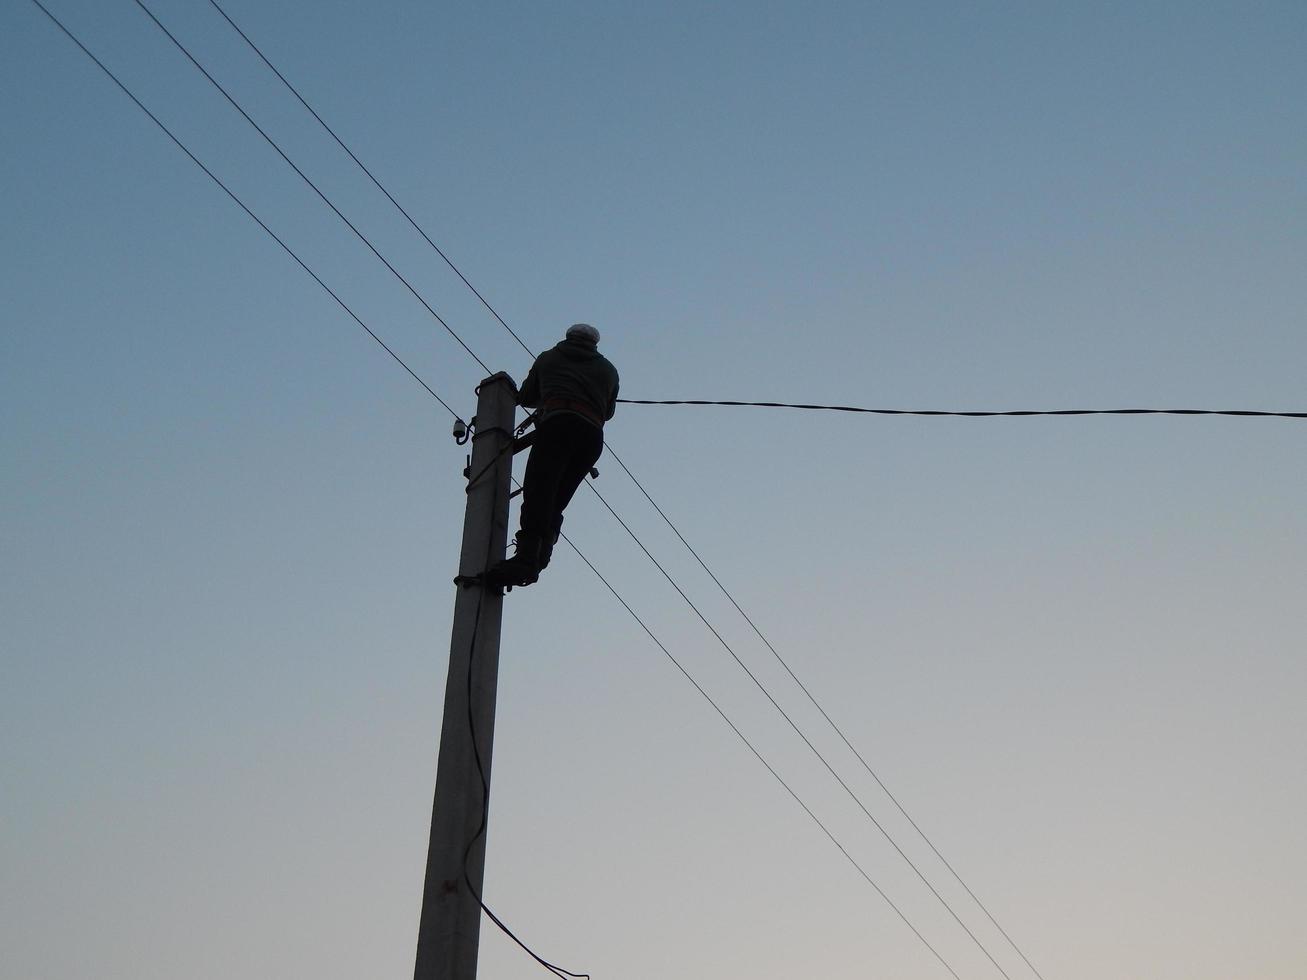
<box><xmin>3</xmin><ymin>2</ymin><xmax>1305</xmax><ymax>978</ymax></box>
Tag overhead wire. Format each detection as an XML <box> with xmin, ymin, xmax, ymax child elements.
<box><xmin>557</xmin><ymin>524</ymin><xmax>966</xmax><ymax>980</ymax></box>
<box><xmin>579</xmin><ymin>478</ymin><xmax>1019</xmax><ymax>980</ymax></box>
<box><xmin>602</xmin><ymin>452</ymin><xmax>1052</xmax><ymax>980</ymax></box>
<box><xmin>121</xmin><ymin>4</ymin><xmax>592</xmax><ymax>972</ymax></box>
<box><xmin>186</xmin><ymin>9</ymin><xmax>1056</xmax><ymax>976</ymax></box>
<box><xmin>29</xmin><ymin>5</ymin><xmax>966</xmax><ymax>973</ymax></box>
<box><xmin>617</xmin><ymin>399</ymin><xmax>1307</xmax><ymax>419</ymax></box>
<box><xmin>55</xmin><ymin>0</ymin><xmax>1307</xmax><ymax>970</ymax></box>
<box><xmin>22</xmin><ymin>0</ymin><xmax>460</xmax><ymax>423</ymax></box>
<box><xmin>25</xmin><ymin>6</ymin><xmax>580</xmax><ymax>975</ymax></box>
<box><xmin>46</xmin><ymin>4</ymin><xmax>1037</xmax><ymax>974</ymax></box>
<box><xmin>129</xmin><ymin>0</ymin><xmax>494</xmax><ymax>377</ymax></box>
<box><xmin>206</xmin><ymin>0</ymin><xmax>538</xmax><ymax>363</ymax></box>
<box><xmin>43</xmin><ymin>0</ymin><xmax>1305</xmax><ymax>970</ymax></box>
<box><xmin>169</xmin><ymin>28</ymin><xmax>1290</xmax><ymax>975</ymax></box>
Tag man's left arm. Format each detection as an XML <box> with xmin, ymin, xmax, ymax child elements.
<box><xmin>519</xmin><ymin>358</ymin><xmax>542</xmax><ymax>407</ymax></box>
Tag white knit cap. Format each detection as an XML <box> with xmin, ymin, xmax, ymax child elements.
<box><xmin>566</xmin><ymin>322</ymin><xmax>600</xmax><ymax>345</ymax></box>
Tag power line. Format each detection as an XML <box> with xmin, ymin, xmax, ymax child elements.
<box><xmin>617</xmin><ymin>399</ymin><xmax>1307</xmax><ymax>419</ymax></box>
<box><xmin>187</xmin><ymin>11</ymin><xmax>1053</xmax><ymax>975</ymax></box>
<box><xmin>602</xmin><ymin>453</ymin><xmax>1051</xmax><ymax>980</ymax></box>
<box><xmin>29</xmin><ymin>5</ymin><xmax>971</xmax><ymax>976</ymax></box>
<box><xmin>580</xmin><ymin>478</ymin><xmax>1019</xmax><ymax>980</ymax></box>
<box><xmin>205</xmin><ymin>0</ymin><xmax>537</xmax><ymax>362</ymax></box>
<box><xmin>31</xmin><ymin>7</ymin><xmax>1029</xmax><ymax>975</ymax></box>
<box><xmin>23</xmin><ymin>0</ymin><xmax>460</xmax><ymax>424</ymax></box>
<box><xmin>557</xmin><ymin>526</ymin><xmax>967</xmax><ymax>980</ymax></box>
<box><xmin>130</xmin><ymin>0</ymin><xmax>494</xmax><ymax>376</ymax></box>
<box><xmin>32</xmin><ymin>3</ymin><xmax>1297</xmax><ymax>974</ymax></box>
<box><xmin>61</xmin><ymin>5</ymin><xmax>1042</xmax><ymax>972</ymax></box>
<box><xmin>149</xmin><ymin>26</ymin><xmax>1290</xmax><ymax>973</ymax></box>
<box><xmin>30</xmin><ymin>11</ymin><xmax>587</xmax><ymax>975</ymax></box>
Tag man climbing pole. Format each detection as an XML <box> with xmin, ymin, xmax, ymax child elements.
<box><xmin>486</xmin><ymin>323</ymin><xmax>619</xmax><ymax>589</ymax></box>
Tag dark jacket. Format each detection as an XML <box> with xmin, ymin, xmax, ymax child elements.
<box><xmin>519</xmin><ymin>339</ymin><xmax>620</xmax><ymax>427</ymax></box>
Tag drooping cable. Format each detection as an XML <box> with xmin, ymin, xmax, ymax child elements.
<box><xmin>461</xmin><ymin>466</ymin><xmax>588</xmax><ymax>980</ymax></box>
<box><xmin>129</xmin><ymin>0</ymin><xmax>494</xmax><ymax>376</ymax></box>
<box><xmin>617</xmin><ymin>399</ymin><xmax>1306</xmax><ymax>419</ymax></box>
<box><xmin>23</xmin><ymin>0</ymin><xmax>461</xmax><ymax>424</ymax></box>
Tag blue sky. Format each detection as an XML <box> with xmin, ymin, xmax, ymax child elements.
<box><xmin>3</xmin><ymin>2</ymin><xmax>1305</xmax><ymax>978</ymax></box>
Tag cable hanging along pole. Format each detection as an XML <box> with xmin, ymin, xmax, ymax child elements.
<box><xmin>413</xmin><ymin>376</ymin><xmax>516</xmax><ymax>980</ymax></box>
<box><xmin>415</xmin><ymin>377</ymin><xmax>586</xmax><ymax>980</ymax></box>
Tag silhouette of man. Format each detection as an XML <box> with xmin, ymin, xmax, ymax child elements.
<box><xmin>488</xmin><ymin>323</ymin><xmax>619</xmax><ymax>587</ymax></box>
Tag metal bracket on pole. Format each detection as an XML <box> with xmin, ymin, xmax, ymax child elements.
<box><xmin>471</xmin><ymin>425</ymin><xmax>514</xmax><ymax>443</ymax></box>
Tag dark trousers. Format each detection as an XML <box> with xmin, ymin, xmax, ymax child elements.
<box><xmin>519</xmin><ymin>414</ymin><xmax>603</xmax><ymax>559</ymax></box>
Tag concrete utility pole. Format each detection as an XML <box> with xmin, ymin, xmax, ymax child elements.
<box><xmin>413</xmin><ymin>372</ymin><xmax>517</xmax><ymax>980</ymax></box>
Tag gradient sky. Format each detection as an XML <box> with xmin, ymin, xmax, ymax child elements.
<box><xmin>3</xmin><ymin>2</ymin><xmax>1305</xmax><ymax>978</ymax></box>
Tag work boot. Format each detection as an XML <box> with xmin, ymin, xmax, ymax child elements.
<box><xmin>485</xmin><ymin>532</ymin><xmax>541</xmax><ymax>588</ymax></box>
